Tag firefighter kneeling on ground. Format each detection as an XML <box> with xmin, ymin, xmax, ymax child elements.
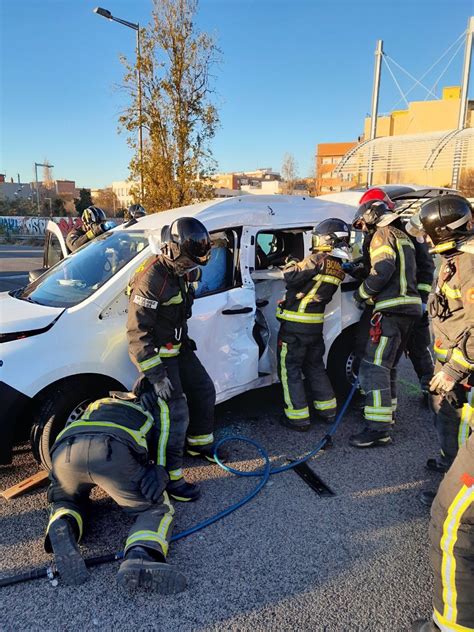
<box><xmin>127</xmin><ymin>217</ymin><xmax>224</xmax><ymax>503</ymax></box>
<box><xmin>409</xmin><ymin>194</ymin><xmax>474</xmax><ymax>632</ymax></box>
<box><xmin>66</xmin><ymin>206</ymin><xmax>111</xmax><ymax>253</ymax></box>
<box><xmin>276</xmin><ymin>218</ymin><xmax>351</xmax><ymax>431</ymax></box>
<box><xmin>45</xmin><ymin>390</ymin><xmax>186</xmax><ymax>592</ymax></box>
<box><xmin>350</xmin><ymin>197</ymin><xmax>422</xmax><ymax>448</ymax></box>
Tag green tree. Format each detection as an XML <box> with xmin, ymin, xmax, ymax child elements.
<box><xmin>74</xmin><ymin>188</ymin><xmax>93</xmax><ymax>215</ymax></box>
<box><xmin>119</xmin><ymin>0</ymin><xmax>220</xmax><ymax>212</ymax></box>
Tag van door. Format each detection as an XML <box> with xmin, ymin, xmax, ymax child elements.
<box><xmin>43</xmin><ymin>221</ymin><xmax>68</xmax><ymax>268</ymax></box>
<box><xmin>189</xmin><ymin>228</ymin><xmax>260</xmax><ymax>403</ymax></box>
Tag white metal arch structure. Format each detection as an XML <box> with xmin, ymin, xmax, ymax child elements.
<box><xmin>334</xmin><ymin>128</ymin><xmax>474</xmax><ymax>186</ymax></box>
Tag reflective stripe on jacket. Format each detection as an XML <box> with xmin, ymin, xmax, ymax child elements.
<box><xmin>277</xmin><ymin>253</ymin><xmax>345</xmax><ymax>334</ymax></box>
<box><xmin>358</xmin><ymin>225</ymin><xmax>421</xmax><ymax>317</ymax></box>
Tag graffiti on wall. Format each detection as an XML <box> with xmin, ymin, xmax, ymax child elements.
<box><xmin>0</xmin><ymin>216</ymin><xmax>83</xmax><ymax>236</ymax></box>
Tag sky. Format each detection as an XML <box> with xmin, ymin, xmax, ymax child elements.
<box><xmin>0</xmin><ymin>0</ymin><xmax>472</xmax><ymax>189</ymax></box>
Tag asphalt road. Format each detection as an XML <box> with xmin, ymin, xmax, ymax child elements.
<box><xmin>0</xmin><ymin>245</ymin><xmax>43</xmax><ymax>292</ymax></box>
<box><xmin>0</xmin><ymin>245</ymin><xmax>438</xmax><ymax>631</ymax></box>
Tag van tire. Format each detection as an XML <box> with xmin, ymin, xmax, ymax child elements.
<box><xmin>327</xmin><ymin>325</ymin><xmax>360</xmax><ymax>401</ymax></box>
<box><xmin>30</xmin><ymin>377</ymin><xmax>118</xmax><ymax>471</ymax></box>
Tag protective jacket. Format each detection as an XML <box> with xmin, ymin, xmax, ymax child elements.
<box><xmin>277</xmin><ymin>253</ymin><xmax>345</xmax><ymax>334</ymax></box>
<box><xmin>53</xmin><ymin>397</ymin><xmax>157</xmax><ymax>461</ymax></box>
<box><xmin>430</xmin><ymin>240</ymin><xmax>474</xmax><ymax>383</ymax></box>
<box><xmin>127</xmin><ymin>256</ymin><xmax>195</xmax><ymax>384</ymax></box>
<box><xmin>357</xmin><ymin>225</ymin><xmax>421</xmax><ymax>317</ymax></box>
<box><xmin>413</xmin><ymin>237</ymin><xmax>435</xmax><ymax>305</ymax></box>
<box><xmin>66</xmin><ymin>227</ymin><xmax>95</xmax><ymax>253</ymax></box>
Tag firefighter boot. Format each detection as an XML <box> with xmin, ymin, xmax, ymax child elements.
<box><xmin>117</xmin><ymin>546</ymin><xmax>187</xmax><ymax>594</ymax></box>
<box><xmin>419</xmin><ymin>490</ymin><xmax>437</xmax><ymax>507</ymax></box>
<box><xmin>166</xmin><ymin>479</ymin><xmax>201</xmax><ymax>502</ymax></box>
<box><xmin>349</xmin><ymin>427</ymin><xmax>392</xmax><ymax>448</ymax></box>
<box><xmin>186</xmin><ymin>442</ymin><xmax>229</xmax><ymax>464</ymax></box>
<box><xmin>411</xmin><ymin>620</ymin><xmax>440</xmax><ymax>632</ymax></box>
<box><xmin>279</xmin><ymin>414</ymin><xmax>311</xmax><ymax>432</ymax></box>
<box><xmin>48</xmin><ymin>517</ymin><xmax>89</xmax><ymax>586</ymax></box>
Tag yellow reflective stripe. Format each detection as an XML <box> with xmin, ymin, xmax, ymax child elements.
<box><xmin>364</xmin><ymin>413</ymin><xmax>393</xmax><ymax>422</ymax></box>
<box><xmin>359</xmin><ymin>284</ymin><xmax>371</xmax><ymax>299</ymax></box>
<box><xmin>459</xmin><ymin>393</ymin><xmax>473</xmax><ymax>446</ymax></box>
<box><xmin>434</xmin><ymin>343</ymin><xmax>448</xmax><ymax>361</ymax></box>
<box><xmin>451</xmin><ymin>349</ymin><xmax>474</xmax><ymax>371</ymax></box>
<box><xmin>159</xmin><ymin>343</ymin><xmax>182</xmax><ymax>357</ymax></box>
<box><xmin>370</xmin><ymin>245</ymin><xmax>396</xmax><ymax>259</ymax></box>
<box><xmin>417</xmin><ymin>283</ymin><xmax>432</xmax><ymax>293</ymax></box>
<box><xmin>440</xmin><ymin>484</ymin><xmax>474</xmax><ymax>624</ymax></box>
<box><xmin>139</xmin><ymin>354</ymin><xmax>162</xmax><ymax>371</ymax></box>
<box><xmin>314</xmin><ymin>398</ymin><xmax>336</xmax><ymax>411</ymax></box>
<box><xmin>313</xmin><ymin>274</ymin><xmax>342</xmax><ymax>285</ymax></box>
<box><xmin>47</xmin><ymin>508</ymin><xmax>84</xmax><ymax>541</ymax></box>
<box><xmin>57</xmin><ymin>420</ymin><xmax>152</xmax><ymax>449</ymax></box>
<box><xmin>286</xmin><ymin>407</ymin><xmax>310</xmax><ymax>419</ymax></box>
<box><xmin>280</xmin><ymin>342</ymin><xmax>294</xmax><ymax>412</ymax></box>
<box><xmin>396</xmin><ymin>238</ymin><xmax>407</xmax><ymax>296</ymax></box>
<box><xmin>187</xmin><ymin>433</ymin><xmax>214</xmax><ymax>446</ymax></box>
<box><xmin>374</xmin><ymin>336</ymin><xmax>388</xmax><ymax>366</ymax></box>
<box><xmin>298</xmin><ymin>279</ymin><xmax>322</xmax><ymax>313</ymax></box>
<box><xmin>157</xmin><ymin>400</ymin><xmax>170</xmax><ymax>466</ymax></box>
<box><xmin>442</xmin><ymin>283</ymin><xmax>462</xmax><ymax>300</ymax></box>
<box><xmin>375</xmin><ymin>296</ymin><xmax>422</xmax><ymax>310</ymax></box>
<box><xmin>169</xmin><ymin>468</ymin><xmax>183</xmax><ymax>481</ymax></box>
<box><xmin>433</xmin><ymin>608</ymin><xmax>474</xmax><ymax>632</ymax></box>
<box><xmin>161</xmin><ymin>293</ymin><xmax>183</xmax><ymax>306</ymax></box>
<box><xmin>364</xmin><ymin>406</ymin><xmax>392</xmax><ymax>414</ymax></box>
<box><xmin>277</xmin><ymin>309</ymin><xmax>325</xmax><ymax>324</ymax></box>
<box><xmin>373</xmin><ymin>390</ymin><xmax>381</xmax><ymax>408</ymax></box>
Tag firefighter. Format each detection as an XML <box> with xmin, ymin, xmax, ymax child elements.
<box><xmin>410</xmin><ymin>194</ymin><xmax>474</xmax><ymax>632</ymax></box>
<box><xmin>349</xmin><ymin>199</ymin><xmax>422</xmax><ymax>448</ymax></box>
<box><xmin>66</xmin><ymin>206</ymin><xmax>109</xmax><ymax>253</ymax></box>
<box><xmin>127</xmin><ymin>217</ymin><xmax>219</xmax><ymax>502</ymax></box>
<box><xmin>124</xmin><ymin>204</ymin><xmax>147</xmax><ymax>226</ymax></box>
<box><xmin>44</xmin><ymin>391</ymin><xmax>186</xmax><ymax>593</ymax></box>
<box><xmin>276</xmin><ymin>218</ymin><xmax>350</xmax><ymax>430</ymax></box>
<box><xmin>346</xmin><ymin>189</ymin><xmax>434</xmax><ymax>402</ymax></box>
<box><xmin>409</xmin><ymin>195</ymin><xmax>474</xmax><ymax>503</ymax></box>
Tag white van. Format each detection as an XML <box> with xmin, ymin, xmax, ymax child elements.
<box><xmin>0</xmin><ymin>188</ymin><xmax>446</xmax><ymax>468</ymax></box>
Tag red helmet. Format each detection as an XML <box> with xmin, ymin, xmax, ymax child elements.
<box><xmin>358</xmin><ymin>188</ymin><xmax>395</xmax><ymax>211</ymax></box>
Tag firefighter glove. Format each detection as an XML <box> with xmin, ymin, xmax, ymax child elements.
<box><xmin>429</xmin><ymin>370</ymin><xmax>456</xmax><ymax>395</ymax></box>
<box><xmin>140</xmin><ymin>464</ymin><xmax>169</xmax><ymax>503</ymax></box>
<box><xmin>91</xmin><ymin>223</ymin><xmax>105</xmax><ymax>237</ymax></box>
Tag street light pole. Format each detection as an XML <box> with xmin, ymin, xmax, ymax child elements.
<box><xmin>34</xmin><ymin>161</ymin><xmax>54</xmax><ymax>215</ymax></box>
<box><xmin>93</xmin><ymin>7</ymin><xmax>144</xmax><ymax>203</ymax></box>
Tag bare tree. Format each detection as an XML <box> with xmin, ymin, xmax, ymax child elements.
<box><xmin>281</xmin><ymin>153</ymin><xmax>298</xmax><ymax>195</ymax></box>
<box><xmin>119</xmin><ymin>0</ymin><xmax>220</xmax><ymax>212</ymax></box>
<box><xmin>42</xmin><ymin>159</ymin><xmax>54</xmax><ymax>191</ymax></box>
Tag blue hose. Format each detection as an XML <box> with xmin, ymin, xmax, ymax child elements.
<box><xmin>171</xmin><ymin>380</ymin><xmax>359</xmax><ymax>543</ymax></box>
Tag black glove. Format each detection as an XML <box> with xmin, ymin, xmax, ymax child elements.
<box><xmin>139</xmin><ymin>377</ymin><xmax>174</xmax><ymax>413</ymax></box>
<box><xmin>140</xmin><ymin>464</ymin><xmax>169</xmax><ymax>503</ymax></box>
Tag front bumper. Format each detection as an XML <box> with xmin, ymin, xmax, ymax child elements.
<box><xmin>0</xmin><ymin>381</ymin><xmax>31</xmax><ymax>464</ymax></box>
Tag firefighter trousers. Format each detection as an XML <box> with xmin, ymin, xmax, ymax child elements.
<box><xmin>406</xmin><ymin>311</ymin><xmax>434</xmax><ymax>391</ymax></box>
<box><xmin>429</xmin><ymin>431</ymin><xmax>474</xmax><ymax>632</ymax></box>
<box><xmin>156</xmin><ymin>347</ymin><xmax>216</xmax><ymax>482</ymax></box>
<box><xmin>431</xmin><ymin>365</ymin><xmax>473</xmax><ymax>469</ymax></box>
<box><xmin>46</xmin><ymin>435</ymin><xmax>174</xmax><ymax>559</ymax></box>
<box><xmin>358</xmin><ymin>313</ymin><xmax>415</xmax><ymax>431</ymax></box>
<box><xmin>278</xmin><ymin>330</ymin><xmax>336</xmax><ymax>421</ymax></box>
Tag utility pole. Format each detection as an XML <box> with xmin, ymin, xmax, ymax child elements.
<box><xmin>368</xmin><ymin>40</ymin><xmax>383</xmax><ymax>187</ymax></box>
<box><xmin>452</xmin><ymin>16</ymin><xmax>473</xmax><ymax>189</ymax></box>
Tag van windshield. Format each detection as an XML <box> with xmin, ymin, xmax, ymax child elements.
<box><xmin>20</xmin><ymin>231</ymin><xmax>149</xmax><ymax>308</ymax></box>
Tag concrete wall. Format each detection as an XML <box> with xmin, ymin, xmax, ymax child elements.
<box><xmin>0</xmin><ymin>216</ymin><xmax>83</xmax><ymax>236</ymax></box>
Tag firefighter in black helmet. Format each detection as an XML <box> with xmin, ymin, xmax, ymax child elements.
<box><xmin>276</xmin><ymin>218</ymin><xmax>350</xmax><ymax>430</ymax></box>
<box><xmin>125</xmin><ymin>204</ymin><xmax>147</xmax><ymax>226</ymax></box>
<box><xmin>409</xmin><ymin>194</ymin><xmax>474</xmax><ymax>632</ymax></box>
<box><xmin>127</xmin><ymin>217</ymin><xmax>221</xmax><ymax>502</ymax></box>
<box><xmin>66</xmin><ymin>206</ymin><xmax>109</xmax><ymax>253</ymax></box>
<box><xmin>350</xmin><ymin>199</ymin><xmax>422</xmax><ymax>448</ymax></box>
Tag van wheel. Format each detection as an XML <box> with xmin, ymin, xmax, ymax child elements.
<box><xmin>327</xmin><ymin>326</ymin><xmax>360</xmax><ymax>400</ymax></box>
<box><xmin>30</xmin><ymin>377</ymin><xmax>117</xmax><ymax>471</ymax></box>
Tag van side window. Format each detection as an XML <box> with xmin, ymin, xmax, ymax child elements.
<box><xmin>255</xmin><ymin>230</ymin><xmax>308</xmax><ymax>270</ymax></box>
<box><xmin>195</xmin><ymin>229</ymin><xmax>241</xmax><ymax>298</ymax></box>
<box><xmin>45</xmin><ymin>233</ymin><xmax>64</xmax><ymax>268</ymax></box>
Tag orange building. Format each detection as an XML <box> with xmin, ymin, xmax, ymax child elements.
<box><xmin>315</xmin><ymin>141</ymin><xmax>358</xmax><ymax>195</ymax></box>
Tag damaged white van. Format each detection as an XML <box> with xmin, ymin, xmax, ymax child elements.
<box><xmin>0</xmin><ymin>188</ymin><xmax>445</xmax><ymax>468</ymax></box>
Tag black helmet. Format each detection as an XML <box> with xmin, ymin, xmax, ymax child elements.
<box><xmin>312</xmin><ymin>218</ymin><xmax>350</xmax><ymax>251</ymax></box>
<box><xmin>127</xmin><ymin>204</ymin><xmax>146</xmax><ymax>220</ymax></box>
<box><xmin>353</xmin><ymin>200</ymin><xmax>395</xmax><ymax>230</ymax></box>
<box><xmin>162</xmin><ymin>217</ymin><xmax>211</xmax><ymax>266</ymax></box>
<box><xmin>418</xmin><ymin>194</ymin><xmax>473</xmax><ymax>245</ymax></box>
<box><xmin>82</xmin><ymin>206</ymin><xmax>106</xmax><ymax>229</ymax></box>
